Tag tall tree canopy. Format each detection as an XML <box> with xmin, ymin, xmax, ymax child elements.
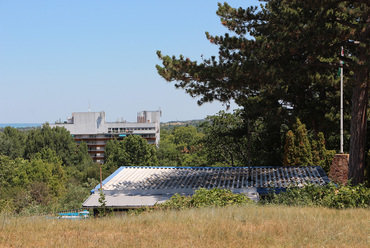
<box><xmin>105</xmin><ymin>135</ymin><xmax>158</xmax><ymax>167</ymax></box>
<box><xmin>24</xmin><ymin>124</ymin><xmax>78</xmax><ymax>166</ymax></box>
<box><xmin>156</xmin><ymin>0</ymin><xmax>369</xmax><ymax>184</ymax></box>
<box><xmin>0</xmin><ymin>127</ymin><xmax>26</xmax><ymax>159</ymax></box>
<box><xmin>201</xmin><ymin>110</ymin><xmax>249</xmax><ymax>167</ymax></box>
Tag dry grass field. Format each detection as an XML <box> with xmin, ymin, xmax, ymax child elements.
<box><xmin>0</xmin><ymin>205</ymin><xmax>369</xmax><ymax>248</ymax></box>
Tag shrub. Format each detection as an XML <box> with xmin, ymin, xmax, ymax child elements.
<box><xmin>130</xmin><ymin>188</ymin><xmax>253</xmax><ymax>214</ymax></box>
<box><xmin>262</xmin><ymin>183</ymin><xmax>370</xmax><ymax>209</ymax></box>
<box><xmin>157</xmin><ymin>188</ymin><xmax>252</xmax><ymax>210</ymax></box>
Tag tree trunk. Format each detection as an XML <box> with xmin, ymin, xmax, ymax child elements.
<box><xmin>348</xmin><ymin>69</ymin><xmax>369</xmax><ymax>185</ymax></box>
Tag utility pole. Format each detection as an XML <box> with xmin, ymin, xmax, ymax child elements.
<box><xmin>100</xmin><ymin>163</ymin><xmax>103</xmax><ymax>189</ymax></box>
<box><xmin>340</xmin><ymin>47</ymin><xmax>344</xmax><ymax>154</ymax></box>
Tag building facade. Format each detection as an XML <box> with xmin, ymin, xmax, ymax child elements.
<box><xmin>51</xmin><ymin>111</ymin><xmax>161</xmax><ymax>163</ymax></box>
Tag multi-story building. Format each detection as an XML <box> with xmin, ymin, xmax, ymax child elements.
<box><xmin>51</xmin><ymin>111</ymin><xmax>161</xmax><ymax>163</ymax></box>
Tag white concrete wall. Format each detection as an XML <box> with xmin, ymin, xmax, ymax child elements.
<box><xmin>51</xmin><ymin>110</ymin><xmax>161</xmax><ymax>145</ymax></box>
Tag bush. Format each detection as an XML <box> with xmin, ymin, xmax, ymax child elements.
<box><xmin>130</xmin><ymin>188</ymin><xmax>253</xmax><ymax>215</ymax></box>
<box><xmin>158</xmin><ymin>188</ymin><xmax>252</xmax><ymax>210</ymax></box>
<box><xmin>262</xmin><ymin>183</ymin><xmax>370</xmax><ymax>209</ymax></box>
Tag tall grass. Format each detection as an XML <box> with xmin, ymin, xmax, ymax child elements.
<box><xmin>0</xmin><ymin>205</ymin><xmax>368</xmax><ymax>248</ymax></box>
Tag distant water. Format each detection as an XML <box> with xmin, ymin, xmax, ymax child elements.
<box><xmin>0</xmin><ymin>123</ymin><xmax>42</xmax><ymax>128</ymax></box>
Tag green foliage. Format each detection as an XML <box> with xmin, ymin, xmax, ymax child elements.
<box><xmin>157</xmin><ymin>188</ymin><xmax>252</xmax><ymax>210</ymax></box>
<box><xmin>58</xmin><ymin>178</ymin><xmax>98</xmax><ymax>211</ymax></box>
<box><xmin>0</xmin><ymin>127</ymin><xmax>26</xmax><ymax>159</ymax></box>
<box><xmin>130</xmin><ymin>188</ymin><xmax>253</xmax><ymax>215</ymax></box>
<box><xmin>105</xmin><ymin>135</ymin><xmax>158</xmax><ymax>167</ymax></box>
<box><xmin>0</xmin><ymin>125</ymin><xmax>100</xmax><ymax>214</ymax></box>
<box><xmin>24</xmin><ymin>124</ymin><xmax>77</xmax><ymax>166</ymax></box>
<box><xmin>76</xmin><ymin>142</ymin><xmax>93</xmax><ymax>168</ymax></box>
<box><xmin>156</xmin><ymin>0</ymin><xmax>369</xmax><ymax>183</ymax></box>
<box><xmin>312</xmin><ymin>133</ymin><xmax>336</xmax><ymax>173</ymax></box>
<box><xmin>283</xmin><ymin>119</ymin><xmax>313</xmax><ymax>166</ymax></box>
<box><xmin>98</xmin><ymin>189</ymin><xmax>106</xmax><ymax>208</ymax></box>
<box><xmin>0</xmin><ymin>155</ymin><xmax>28</xmax><ymax>189</ymax></box>
<box><xmin>0</xmin><ymin>154</ymin><xmax>67</xmax><ymax>213</ymax></box>
<box><xmin>158</xmin><ymin>126</ymin><xmax>205</xmax><ymax>166</ymax></box>
<box><xmin>262</xmin><ymin>183</ymin><xmax>370</xmax><ymax>209</ymax></box>
<box><xmin>283</xmin><ymin>131</ymin><xmax>296</xmax><ymax>166</ymax></box>
<box><xmin>161</xmin><ymin>120</ymin><xmax>205</xmax><ymax>133</ymax></box>
<box><xmin>293</xmin><ymin>119</ymin><xmax>313</xmax><ymax>166</ymax></box>
<box><xmin>201</xmin><ymin>110</ymin><xmax>249</xmax><ymax>167</ymax></box>
<box><xmin>283</xmin><ymin>119</ymin><xmax>334</xmax><ymax>170</ymax></box>
<box><xmin>97</xmin><ymin>189</ymin><xmax>112</xmax><ymax>217</ymax></box>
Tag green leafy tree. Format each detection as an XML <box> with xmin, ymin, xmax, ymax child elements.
<box><xmin>156</xmin><ymin>1</ymin><xmax>369</xmax><ymax>184</ymax></box>
<box><xmin>0</xmin><ymin>152</ymin><xmax>67</xmax><ymax>211</ymax></box>
<box><xmin>105</xmin><ymin>135</ymin><xmax>158</xmax><ymax>167</ymax></box>
<box><xmin>157</xmin><ymin>130</ymin><xmax>180</xmax><ymax>166</ymax></box>
<box><xmin>76</xmin><ymin>142</ymin><xmax>91</xmax><ymax>165</ymax></box>
<box><xmin>0</xmin><ymin>127</ymin><xmax>26</xmax><ymax>159</ymax></box>
<box><xmin>0</xmin><ymin>155</ymin><xmax>29</xmax><ymax>189</ymax></box>
<box><xmin>74</xmin><ymin>141</ymin><xmax>97</xmax><ymax>178</ymax></box>
<box><xmin>24</xmin><ymin>124</ymin><xmax>77</xmax><ymax>167</ymax></box>
<box><xmin>28</xmin><ymin>149</ymin><xmax>66</xmax><ymax>198</ymax></box>
<box><xmin>201</xmin><ymin>110</ymin><xmax>249</xmax><ymax>167</ymax></box>
<box><xmin>158</xmin><ymin>126</ymin><xmax>205</xmax><ymax>166</ymax></box>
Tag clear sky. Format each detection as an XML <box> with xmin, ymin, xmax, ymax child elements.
<box><xmin>0</xmin><ymin>0</ymin><xmax>260</xmax><ymax>123</ymax></box>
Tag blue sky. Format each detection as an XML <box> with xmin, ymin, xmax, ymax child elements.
<box><xmin>0</xmin><ymin>0</ymin><xmax>259</xmax><ymax>123</ymax></box>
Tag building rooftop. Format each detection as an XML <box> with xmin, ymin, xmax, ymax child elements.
<box><xmin>83</xmin><ymin>166</ymin><xmax>330</xmax><ymax>208</ymax></box>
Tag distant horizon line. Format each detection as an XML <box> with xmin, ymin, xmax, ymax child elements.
<box><xmin>0</xmin><ymin>119</ymin><xmax>206</xmax><ymax>128</ymax></box>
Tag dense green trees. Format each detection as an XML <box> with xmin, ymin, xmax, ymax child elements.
<box><xmin>0</xmin><ymin>125</ymin><xmax>96</xmax><ymax>214</ymax></box>
<box><xmin>0</xmin><ymin>116</ymin><xmax>356</xmax><ymax>214</ymax></box>
<box><xmin>156</xmin><ymin>0</ymin><xmax>369</xmax><ymax>184</ymax></box>
<box><xmin>201</xmin><ymin>110</ymin><xmax>248</xmax><ymax>167</ymax></box>
<box><xmin>105</xmin><ymin>135</ymin><xmax>158</xmax><ymax>169</ymax></box>
<box><xmin>0</xmin><ymin>127</ymin><xmax>26</xmax><ymax>159</ymax></box>
<box><xmin>0</xmin><ymin>153</ymin><xmax>66</xmax><ymax>212</ymax></box>
<box><xmin>24</xmin><ymin>124</ymin><xmax>78</xmax><ymax>166</ymax></box>
<box><xmin>158</xmin><ymin>126</ymin><xmax>206</xmax><ymax>167</ymax></box>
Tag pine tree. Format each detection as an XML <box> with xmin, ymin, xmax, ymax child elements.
<box><xmin>156</xmin><ymin>1</ymin><xmax>369</xmax><ymax>184</ymax></box>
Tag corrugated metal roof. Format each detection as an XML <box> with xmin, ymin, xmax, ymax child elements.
<box><xmin>94</xmin><ymin>166</ymin><xmax>329</xmax><ymax>192</ymax></box>
<box><xmin>83</xmin><ymin>166</ymin><xmax>329</xmax><ymax>208</ymax></box>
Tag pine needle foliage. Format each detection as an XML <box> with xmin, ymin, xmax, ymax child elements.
<box><xmin>156</xmin><ymin>0</ymin><xmax>369</xmax><ymax>184</ymax></box>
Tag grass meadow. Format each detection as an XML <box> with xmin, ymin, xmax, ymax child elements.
<box><xmin>0</xmin><ymin>205</ymin><xmax>368</xmax><ymax>248</ymax></box>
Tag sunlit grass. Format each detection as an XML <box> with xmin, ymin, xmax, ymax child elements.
<box><xmin>0</xmin><ymin>205</ymin><xmax>369</xmax><ymax>248</ymax></box>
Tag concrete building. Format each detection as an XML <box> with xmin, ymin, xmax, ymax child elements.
<box><xmin>51</xmin><ymin>111</ymin><xmax>161</xmax><ymax>163</ymax></box>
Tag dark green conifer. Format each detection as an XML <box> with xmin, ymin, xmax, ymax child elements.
<box><xmin>156</xmin><ymin>0</ymin><xmax>369</xmax><ymax>184</ymax></box>
<box><xmin>293</xmin><ymin>119</ymin><xmax>313</xmax><ymax>166</ymax></box>
<box><xmin>283</xmin><ymin>130</ymin><xmax>296</xmax><ymax>167</ymax></box>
